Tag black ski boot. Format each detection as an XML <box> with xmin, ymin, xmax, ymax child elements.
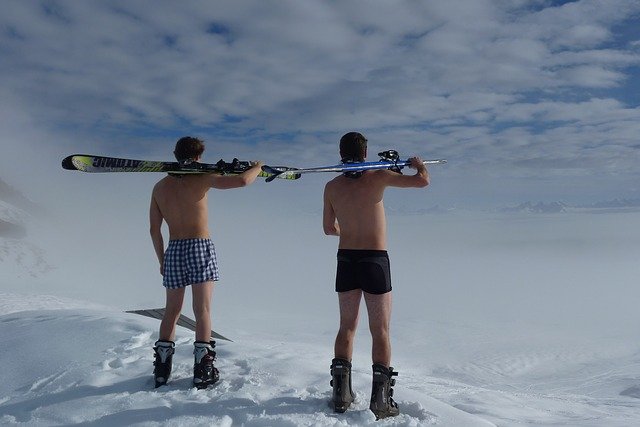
<box><xmin>153</xmin><ymin>340</ymin><xmax>175</xmax><ymax>388</ymax></box>
<box><xmin>330</xmin><ymin>358</ymin><xmax>355</xmax><ymax>413</ymax></box>
<box><xmin>369</xmin><ymin>364</ymin><xmax>399</xmax><ymax>420</ymax></box>
<box><xmin>193</xmin><ymin>340</ymin><xmax>219</xmax><ymax>389</ymax></box>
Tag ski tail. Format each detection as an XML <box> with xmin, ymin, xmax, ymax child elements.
<box><xmin>260</xmin><ymin>166</ymin><xmax>301</xmax><ymax>181</ymax></box>
<box><xmin>262</xmin><ymin>165</ymin><xmax>302</xmax><ymax>182</ymax></box>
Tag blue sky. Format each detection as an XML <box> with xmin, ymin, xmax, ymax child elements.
<box><xmin>1</xmin><ymin>0</ymin><xmax>639</xmax><ymax>209</ymax></box>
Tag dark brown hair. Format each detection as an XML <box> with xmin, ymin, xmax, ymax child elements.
<box><xmin>339</xmin><ymin>132</ymin><xmax>367</xmax><ymax>162</ymax></box>
<box><xmin>174</xmin><ymin>136</ymin><xmax>205</xmax><ymax>162</ymax></box>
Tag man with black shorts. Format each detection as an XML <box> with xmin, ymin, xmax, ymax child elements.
<box><xmin>323</xmin><ymin>132</ymin><xmax>429</xmax><ymax>419</ymax></box>
<box><xmin>149</xmin><ymin>136</ymin><xmax>263</xmax><ymax>389</ymax></box>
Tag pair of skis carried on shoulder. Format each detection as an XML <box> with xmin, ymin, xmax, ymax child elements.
<box><xmin>61</xmin><ymin>154</ymin><xmax>300</xmax><ymax>180</ymax></box>
<box><xmin>62</xmin><ymin>150</ymin><xmax>446</xmax><ymax>180</ymax></box>
<box><xmin>262</xmin><ymin>150</ymin><xmax>446</xmax><ymax>182</ymax></box>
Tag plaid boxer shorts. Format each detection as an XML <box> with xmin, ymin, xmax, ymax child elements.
<box><xmin>162</xmin><ymin>238</ymin><xmax>220</xmax><ymax>289</ymax></box>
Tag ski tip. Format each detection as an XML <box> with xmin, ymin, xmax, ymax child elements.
<box><xmin>62</xmin><ymin>154</ymin><xmax>94</xmax><ymax>171</ymax></box>
<box><xmin>61</xmin><ymin>155</ymin><xmax>77</xmax><ymax>170</ymax></box>
<box><xmin>423</xmin><ymin>159</ymin><xmax>447</xmax><ymax>165</ymax></box>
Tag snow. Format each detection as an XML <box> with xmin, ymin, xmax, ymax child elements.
<box><xmin>0</xmin><ymin>304</ymin><xmax>492</xmax><ymax>426</ymax></box>
<box><xmin>1</xmin><ymin>210</ymin><xmax>639</xmax><ymax>426</ymax></box>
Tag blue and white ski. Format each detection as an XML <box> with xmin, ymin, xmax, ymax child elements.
<box><xmin>262</xmin><ymin>150</ymin><xmax>446</xmax><ymax>182</ymax></box>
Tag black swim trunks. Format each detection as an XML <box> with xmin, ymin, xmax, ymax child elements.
<box><xmin>335</xmin><ymin>249</ymin><xmax>392</xmax><ymax>295</ymax></box>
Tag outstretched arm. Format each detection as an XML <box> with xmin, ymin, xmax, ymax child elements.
<box><xmin>209</xmin><ymin>161</ymin><xmax>265</xmax><ymax>189</ymax></box>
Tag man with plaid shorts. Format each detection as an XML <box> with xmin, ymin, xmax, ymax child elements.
<box><xmin>149</xmin><ymin>136</ymin><xmax>263</xmax><ymax>389</ymax></box>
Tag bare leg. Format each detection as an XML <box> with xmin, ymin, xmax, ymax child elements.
<box><xmin>159</xmin><ymin>287</ymin><xmax>185</xmax><ymax>341</ymax></box>
<box><xmin>192</xmin><ymin>281</ymin><xmax>214</xmax><ymax>342</ymax></box>
<box><xmin>363</xmin><ymin>291</ymin><xmax>392</xmax><ymax>366</ymax></box>
<box><xmin>334</xmin><ymin>289</ymin><xmax>362</xmax><ymax>360</ymax></box>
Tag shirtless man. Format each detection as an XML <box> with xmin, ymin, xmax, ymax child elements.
<box><xmin>149</xmin><ymin>136</ymin><xmax>263</xmax><ymax>389</ymax></box>
<box><xmin>323</xmin><ymin>132</ymin><xmax>429</xmax><ymax>419</ymax></box>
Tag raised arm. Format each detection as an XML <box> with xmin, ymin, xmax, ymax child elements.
<box><xmin>209</xmin><ymin>161</ymin><xmax>265</xmax><ymax>189</ymax></box>
<box><xmin>382</xmin><ymin>157</ymin><xmax>429</xmax><ymax>188</ymax></box>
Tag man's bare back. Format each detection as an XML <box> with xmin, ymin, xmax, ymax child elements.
<box><xmin>150</xmin><ymin>165</ymin><xmax>263</xmax><ymax>239</ymax></box>
<box><xmin>323</xmin><ymin>158</ymin><xmax>429</xmax><ymax>250</ymax></box>
<box><xmin>151</xmin><ymin>175</ymin><xmax>212</xmax><ymax>240</ymax></box>
<box><xmin>149</xmin><ymin>163</ymin><xmax>263</xmax><ymax>276</ymax></box>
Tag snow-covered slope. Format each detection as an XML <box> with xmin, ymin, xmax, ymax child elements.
<box><xmin>1</xmin><ymin>180</ymin><xmax>639</xmax><ymax>425</ymax></box>
<box><xmin>0</xmin><ymin>293</ymin><xmax>638</xmax><ymax>426</ymax></box>
<box><xmin>0</xmin><ymin>297</ymin><xmax>495</xmax><ymax>426</ymax></box>
<box><xmin>0</xmin><ymin>195</ymin><xmax>52</xmax><ymax>279</ymax></box>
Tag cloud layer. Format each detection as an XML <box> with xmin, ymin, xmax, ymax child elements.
<box><xmin>1</xmin><ymin>0</ymin><xmax>639</xmax><ymax>206</ymax></box>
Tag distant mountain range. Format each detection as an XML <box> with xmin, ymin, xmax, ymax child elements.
<box><xmin>0</xmin><ymin>218</ymin><xmax>26</xmax><ymax>239</ymax></box>
<box><xmin>0</xmin><ymin>177</ymin><xmax>32</xmax><ymax>238</ymax></box>
<box><xmin>0</xmin><ymin>177</ymin><xmax>43</xmax><ymax>215</ymax></box>
<box><xmin>585</xmin><ymin>198</ymin><xmax>640</xmax><ymax>209</ymax></box>
<box><xmin>500</xmin><ymin>201</ymin><xmax>570</xmax><ymax>214</ymax></box>
<box><xmin>499</xmin><ymin>199</ymin><xmax>640</xmax><ymax>214</ymax></box>
<box><xmin>0</xmin><ymin>177</ymin><xmax>52</xmax><ymax>278</ymax></box>
<box><xmin>386</xmin><ymin>198</ymin><xmax>640</xmax><ymax>215</ymax></box>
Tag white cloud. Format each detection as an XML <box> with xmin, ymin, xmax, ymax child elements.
<box><xmin>1</xmin><ymin>0</ymin><xmax>639</xmax><ymax>206</ymax></box>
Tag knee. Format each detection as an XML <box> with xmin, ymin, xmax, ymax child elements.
<box><xmin>337</xmin><ymin>324</ymin><xmax>357</xmax><ymax>340</ymax></box>
<box><xmin>192</xmin><ymin>304</ymin><xmax>211</xmax><ymax>318</ymax></box>
<box><xmin>193</xmin><ymin>310</ymin><xmax>211</xmax><ymax>322</ymax></box>
<box><xmin>370</xmin><ymin>327</ymin><xmax>390</xmax><ymax>343</ymax></box>
<box><xmin>162</xmin><ymin>309</ymin><xmax>181</xmax><ymax>323</ymax></box>
<box><xmin>192</xmin><ymin>298</ymin><xmax>211</xmax><ymax>313</ymax></box>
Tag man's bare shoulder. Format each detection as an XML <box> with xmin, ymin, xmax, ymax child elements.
<box><xmin>372</xmin><ymin>169</ymin><xmax>398</xmax><ymax>178</ymax></box>
<box><xmin>326</xmin><ymin>172</ymin><xmax>388</xmax><ymax>190</ymax></box>
<box><xmin>359</xmin><ymin>170</ymin><xmax>392</xmax><ymax>186</ymax></box>
<box><xmin>152</xmin><ymin>176</ymin><xmax>165</xmax><ymax>190</ymax></box>
<box><xmin>152</xmin><ymin>175</ymin><xmax>171</xmax><ymax>192</ymax></box>
<box><xmin>155</xmin><ymin>174</ymin><xmax>213</xmax><ymax>188</ymax></box>
<box><xmin>324</xmin><ymin>175</ymin><xmax>343</xmax><ymax>190</ymax></box>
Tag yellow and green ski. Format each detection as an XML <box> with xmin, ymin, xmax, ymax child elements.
<box><xmin>62</xmin><ymin>154</ymin><xmax>300</xmax><ymax>180</ymax></box>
